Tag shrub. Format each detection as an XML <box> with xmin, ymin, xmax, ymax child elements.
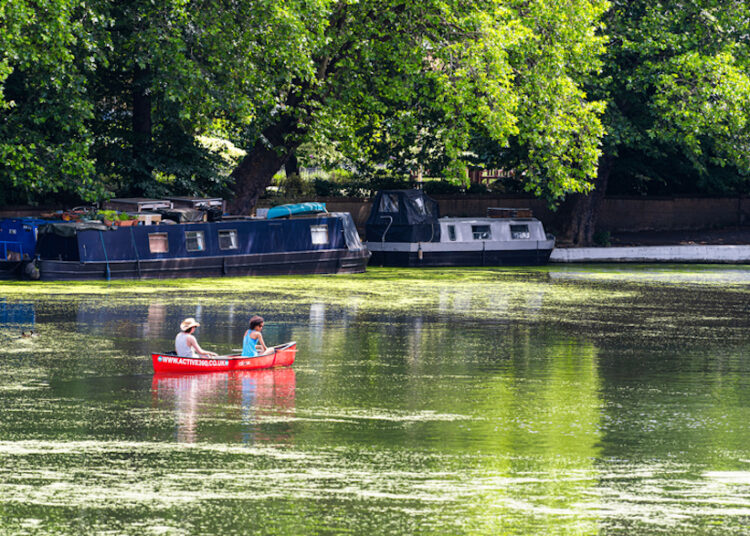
<box><xmin>423</xmin><ymin>181</ymin><xmax>462</xmax><ymax>195</ymax></box>
<box><xmin>593</xmin><ymin>230</ymin><xmax>611</xmax><ymax>246</ymax></box>
<box><xmin>467</xmin><ymin>183</ymin><xmax>489</xmax><ymax>194</ymax></box>
<box><xmin>312</xmin><ymin>178</ymin><xmax>342</xmax><ymax>197</ymax></box>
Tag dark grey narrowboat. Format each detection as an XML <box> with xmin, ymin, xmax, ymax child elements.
<box><xmin>365</xmin><ymin>190</ymin><xmax>555</xmax><ymax>267</ymax></box>
<box><xmin>34</xmin><ymin>212</ymin><xmax>369</xmax><ymax>280</ymax></box>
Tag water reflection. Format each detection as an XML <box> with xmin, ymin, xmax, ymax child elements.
<box><xmin>437</xmin><ymin>287</ymin><xmax>546</xmax><ymax>317</ymax></box>
<box><xmin>2</xmin><ymin>267</ymin><xmax>750</xmax><ymax>534</ymax></box>
<box><xmin>0</xmin><ymin>298</ymin><xmax>34</xmax><ymax>327</ymax></box>
<box><xmin>152</xmin><ymin>368</ymin><xmax>296</xmax><ymax>444</ymax></box>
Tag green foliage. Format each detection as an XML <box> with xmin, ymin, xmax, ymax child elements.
<box><xmin>423</xmin><ymin>181</ymin><xmax>463</xmax><ymax>195</ymax></box>
<box><xmin>592</xmin><ymin>230</ymin><xmax>611</xmax><ymax>247</ymax></box>
<box><xmin>196</xmin><ymin>0</ymin><xmax>609</xmax><ymax>206</ymax></box>
<box><xmin>0</xmin><ymin>0</ymin><xmax>102</xmax><ymax>203</ymax></box>
<box><xmin>95</xmin><ymin>210</ymin><xmax>117</xmax><ymax>222</ymax></box>
<box><xmin>598</xmin><ymin>0</ymin><xmax>750</xmax><ymax>195</ymax></box>
<box><xmin>19</xmin><ymin>0</ymin><xmax>748</xmax><ymax>209</ymax></box>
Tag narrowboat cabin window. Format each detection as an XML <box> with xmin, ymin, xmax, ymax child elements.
<box><xmin>510</xmin><ymin>224</ymin><xmax>530</xmax><ymax>239</ymax></box>
<box><xmin>310</xmin><ymin>224</ymin><xmax>329</xmax><ymax>245</ymax></box>
<box><xmin>218</xmin><ymin>229</ymin><xmax>238</xmax><ymax>250</ymax></box>
<box><xmin>413</xmin><ymin>196</ymin><xmax>426</xmax><ymax>215</ymax></box>
<box><xmin>447</xmin><ymin>225</ymin><xmax>456</xmax><ymax>241</ymax></box>
<box><xmin>185</xmin><ymin>231</ymin><xmax>205</xmax><ymax>252</ymax></box>
<box><xmin>379</xmin><ymin>193</ymin><xmax>399</xmax><ymax>213</ymax></box>
<box><xmin>148</xmin><ymin>233</ymin><xmax>169</xmax><ymax>253</ymax></box>
<box><xmin>472</xmin><ymin>225</ymin><xmax>491</xmax><ymax>240</ymax></box>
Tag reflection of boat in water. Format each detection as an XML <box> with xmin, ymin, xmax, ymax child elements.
<box><xmin>152</xmin><ymin>368</ymin><xmax>296</xmax><ymax>443</ymax></box>
<box><xmin>151</xmin><ymin>342</ymin><xmax>296</xmax><ymax>373</ymax></box>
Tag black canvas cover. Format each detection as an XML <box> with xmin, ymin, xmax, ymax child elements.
<box><xmin>365</xmin><ymin>190</ymin><xmax>440</xmax><ymax>242</ymax></box>
<box><xmin>38</xmin><ymin>221</ymin><xmax>110</xmax><ymax>237</ymax></box>
<box><xmin>158</xmin><ymin>208</ymin><xmax>204</xmax><ymax>223</ymax></box>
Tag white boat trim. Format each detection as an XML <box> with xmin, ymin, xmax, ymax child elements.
<box><xmin>366</xmin><ymin>240</ymin><xmax>555</xmax><ymax>252</ymax></box>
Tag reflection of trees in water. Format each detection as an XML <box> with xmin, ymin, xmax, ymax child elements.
<box><xmin>0</xmin><ymin>298</ymin><xmax>35</xmax><ymax>327</ymax></box>
<box><xmin>297</xmin><ymin>316</ymin><xmax>603</xmax><ymax>532</ymax></box>
<box><xmin>437</xmin><ymin>287</ymin><xmax>545</xmax><ymax>317</ymax></box>
<box><xmin>308</xmin><ymin>302</ymin><xmax>326</xmax><ymax>352</ymax></box>
<box><xmin>152</xmin><ymin>368</ymin><xmax>296</xmax><ymax>444</ymax></box>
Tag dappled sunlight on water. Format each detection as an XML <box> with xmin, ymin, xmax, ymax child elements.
<box><xmin>1</xmin><ymin>266</ymin><xmax>750</xmax><ymax>534</ymax></box>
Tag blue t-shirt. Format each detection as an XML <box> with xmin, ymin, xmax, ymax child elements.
<box><xmin>242</xmin><ymin>330</ymin><xmax>259</xmax><ymax>357</ymax></box>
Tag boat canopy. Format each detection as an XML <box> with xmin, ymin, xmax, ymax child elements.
<box><xmin>365</xmin><ymin>190</ymin><xmax>441</xmax><ymax>243</ymax></box>
<box><xmin>267</xmin><ymin>202</ymin><xmax>327</xmax><ymax>219</ymax></box>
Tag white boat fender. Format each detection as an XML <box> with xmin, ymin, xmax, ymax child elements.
<box><xmin>23</xmin><ymin>261</ymin><xmax>40</xmax><ymax>280</ymax></box>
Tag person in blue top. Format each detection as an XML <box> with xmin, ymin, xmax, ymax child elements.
<box><xmin>242</xmin><ymin>315</ymin><xmax>271</xmax><ymax>357</ymax></box>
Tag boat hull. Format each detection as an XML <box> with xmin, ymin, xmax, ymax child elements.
<box><xmin>0</xmin><ymin>260</ymin><xmax>23</xmax><ymax>280</ymax></box>
<box><xmin>367</xmin><ymin>241</ymin><xmax>554</xmax><ymax>267</ymax></box>
<box><xmin>38</xmin><ymin>249</ymin><xmax>369</xmax><ymax>280</ymax></box>
<box><xmin>152</xmin><ymin>342</ymin><xmax>296</xmax><ymax>374</ymax></box>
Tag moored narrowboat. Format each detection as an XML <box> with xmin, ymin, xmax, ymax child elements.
<box><xmin>33</xmin><ymin>210</ymin><xmax>369</xmax><ymax>280</ymax></box>
<box><xmin>365</xmin><ymin>190</ymin><xmax>555</xmax><ymax>266</ymax></box>
<box><xmin>0</xmin><ymin>218</ymin><xmax>52</xmax><ymax>279</ymax></box>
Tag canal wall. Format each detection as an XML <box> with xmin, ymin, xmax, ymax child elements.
<box><xmin>550</xmin><ymin>245</ymin><xmax>750</xmax><ymax>263</ymax></box>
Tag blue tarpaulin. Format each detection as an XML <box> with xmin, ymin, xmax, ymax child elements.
<box><xmin>267</xmin><ymin>202</ymin><xmax>327</xmax><ymax>220</ymax></box>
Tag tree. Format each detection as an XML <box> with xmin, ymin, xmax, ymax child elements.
<box><xmin>88</xmin><ymin>0</ymin><xmax>231</xmax><ymax>200</ymax></box>
<box><xmin>561</xmin><ymin>0</ymin><xmax>750</xmax><ymax>244</ymax></box>
<box><xmin>179</xmin><ymin>0</ymin><xmax>608</xmax><ymax>213</ymax></box>
<box><xmin>0</xmin><ymin>0</ymin><xmax>102</xmax><ymax>204</ymax></box>
<box><xmin>465</xmin><ymin>0</ymin><xmax>608</xmax><ymax>202</ymax></box>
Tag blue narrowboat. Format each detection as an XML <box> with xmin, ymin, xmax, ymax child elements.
<box><xmin>0</xmin><ymin>218</ymin><xmax>51</xmax><ymax>279</ymax></box>
<box><xmin>33</xmin><ymin>211</ymin><xmax>369</xmax><ymax>280</ymax></box>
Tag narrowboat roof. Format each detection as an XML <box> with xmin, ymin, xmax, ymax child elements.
<box><xmin>165</xmin><ymin>196</ymin><xmax>225</xmax><ymax>209</ymax></box>
<box><xmin>105</xmin><ymin>198</ymin><xmax>173</xmax><ymax>211</ymax></box>
<box><xmin>439</xmin><ymin>216</ymin><xmax>539</xmax><ymax>222</ymax></box>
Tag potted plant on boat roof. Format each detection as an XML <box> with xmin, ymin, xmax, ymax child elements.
<box><xmin>96</xmin><ymin>210</ymin><xmax>118</xmax><ymax>226</ymax></box>
<box><xmin>114</xmin><ymin>212</ymin><xmax>138</xmax><ymax>227</ymax></box>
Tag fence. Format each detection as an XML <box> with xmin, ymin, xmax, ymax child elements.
<box><xmin>303</xmin><ymin>195</ymin><xmax>750</xmax><ymax>232</ymax></box>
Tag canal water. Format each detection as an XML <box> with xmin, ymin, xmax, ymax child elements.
<box><xmin>0</xmin><ymin>266</ymin><xmax>749</xmax><ymax>534</ymax></box>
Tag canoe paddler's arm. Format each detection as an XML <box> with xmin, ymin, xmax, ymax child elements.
<box><xmin>256</xmin><ymin>333</ymin><xmax>267</xmax><ymax>353</ymax></box>
<box><xmin>187</xmin><ymin>334</ymin><xmax>217</xmax><ymax>357</ymax></box>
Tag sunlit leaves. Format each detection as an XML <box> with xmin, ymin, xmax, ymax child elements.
<box><xmin>0</xmin><ymin>0</ymin><xmax>102</xmax><ymax>202</ymax></box>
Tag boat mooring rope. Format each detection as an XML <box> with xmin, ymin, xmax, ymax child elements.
<box><xmin>98</xmin><ymin>231</ymin><xmax>111</xmax><ymax>281</ymax></box>
<box><xmin>129</xmin><ymin>227</ymin><xmax>141</xmax><ymax>278</ymax></box>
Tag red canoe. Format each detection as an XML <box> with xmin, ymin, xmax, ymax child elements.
<box><xmin>151</xmin><ymin>341</ymin><xmax>297</xmax><ymax>374</ymax></box>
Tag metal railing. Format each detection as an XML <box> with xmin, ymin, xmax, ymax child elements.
<box><xmin>0</xmin><ymin>241</ymin><xmax>24</xmax><ymax>261</ymax></box>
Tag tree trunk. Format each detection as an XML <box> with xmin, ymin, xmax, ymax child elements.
<box><xmin>559</xmin><ymin>155</ymin><xmax>613</xmax><ymax>246</ymax></box>
<box><xmin>229</xmin><ymin>108</ymin><xmax>306</xmax><ymax>214</ymax></box>
<box><xmin>284</xmin><ymin>152</ymin><xmax>300</xmax><ymax>179</ymax></box>
<box><xmin>132</xmin><ymin>64</ymin><xmax>152</xmax><ymax>189</ymax></box>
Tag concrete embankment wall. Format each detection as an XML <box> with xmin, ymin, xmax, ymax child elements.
<box><xmin>314</xmin><ymin>195</ymin><xmax>750</xmax><ymax>232</ymax></box>
<box><xmin>550</xmin><ymin>245</ymin><xmax>750</xmax><ymax>263</ymax></box>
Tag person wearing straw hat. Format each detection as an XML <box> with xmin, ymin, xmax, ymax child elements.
<box><xmin>175</xmin><ymin>317</ymin><xmax>217</xmax><ymax>358</ymax></box>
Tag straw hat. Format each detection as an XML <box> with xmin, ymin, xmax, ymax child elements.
<box><xmin>180</xmin><ymin>317</ymin><xmax>200</xmax><ymax>331</ymax></box>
